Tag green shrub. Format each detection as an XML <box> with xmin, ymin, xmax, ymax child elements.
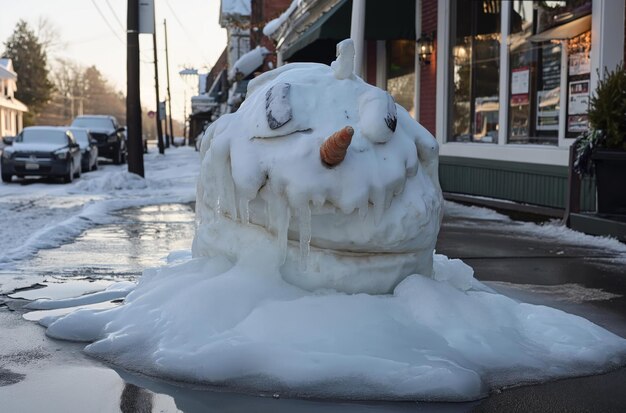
<box><xmin>588</xmin><ymin>63</ymin><xmax>626</xmax><ymax>150</ymax></box>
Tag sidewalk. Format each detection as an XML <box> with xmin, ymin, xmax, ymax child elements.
<box><xmin>437</xmin><ymin>201</ymin><xmax>626</xmax><ymax>412</ymax></box>
<box><xmin>0</xmin><ymin>200</ymin><xmax>625</xmax><ymax>412</ymax></box>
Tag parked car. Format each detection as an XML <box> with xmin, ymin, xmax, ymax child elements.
<box><xmin>71</xmin><ymin>115</ymin><xmax>126</xmax><ymax>164</ymax></box>
<box><xmin>69</xmin><ymin>127</ymin><xmax>99</xmax><ymax>172</ymax></box>
<box><xmin>121</xmin><ymin>126</ymin><xmax>149</xmax><ymax>154</ymax></box>
<box><xmin>1</xmin><ymin>126</ymin><xmax>82</xmax><ymax>183</ymax></box>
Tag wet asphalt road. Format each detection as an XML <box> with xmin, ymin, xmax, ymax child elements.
<box><xmin>0</xmin><ymin>203</ymin><xmax>625</xmax><ymax>412</ymax></box>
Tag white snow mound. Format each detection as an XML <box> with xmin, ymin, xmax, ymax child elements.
<box><xmin>44</xmin><ymin>253</ymin><xmax>626</xmax><ymax>401</ymax></box>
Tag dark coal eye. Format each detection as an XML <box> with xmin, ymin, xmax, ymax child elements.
<box><xmin>266</xmin><ymin>83</ymin><xmax>292</xmax><ymax>130</ymax></box>
<box><xmin>385</xmin><ymin>93</ymin><xmax>397</xmax><ymax>132</ymax></box>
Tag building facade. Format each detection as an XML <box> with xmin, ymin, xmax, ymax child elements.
<box><xmin>0</xmin><ymin>58</ymin><xmax>27</xmax><ymax>138</ymax></box>
<box><xmin>266</xmin><ymin>0</ymin><xmax>625</xmax><ymax>218</ymax></box>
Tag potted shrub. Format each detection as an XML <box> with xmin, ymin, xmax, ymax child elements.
<box><xmin>574</xmin><ymin>63</ymin><xmax>626</xmax><ymax>215</ymax></box>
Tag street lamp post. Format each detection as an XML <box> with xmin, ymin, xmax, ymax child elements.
<box><xmin>179</xmin><ymin>68</ymin><xmax>199</xmax><ymax>146</ymax></box>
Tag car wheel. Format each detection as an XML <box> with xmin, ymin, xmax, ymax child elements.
<box><xmin>114</xmin><ymin>148</ymin><xmax>122</xmax><ymax>165</ymax></box>
<box><xmin>64</xmin><ymin>162</ymin><xmax>74</xmax><ymax>183</ymax></box>
<box><xmin>1</xmin><ymin>173</ymin><xmax>11</xmax><ymax>183</ymax></box>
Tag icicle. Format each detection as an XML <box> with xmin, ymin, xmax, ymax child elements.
<box><xmin>216</xmin><ymin>196</ymin><xmax>222</xmax><ymax>215</ymax></box>
<box><xmin>298</xmin><ymin>203</ymin><xmax>312</xmax><ymax>272</ymax></box>
<box><xmin>238</xmin><ymin>197</ymin><xmax>250</xmax><ymax>224</ymax></box>
<box><xmin>222</xmin><ymin>157</ymin><xmax>238</xmax><ymax>221</ymax></box>
<box><xmin>265</xmin><ymin>195</ymin><xmax>290</xmax><ymax>265</ymax></box>
<box><xmin>276</xmin><ymin>201</ymin><xmax>291</xmax><ymax>265</ymax></box>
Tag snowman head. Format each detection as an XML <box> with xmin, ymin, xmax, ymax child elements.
<box><xmin>194</xmin><ymin>40</ymin><xmax>443</xmax><ymax>294</ymax></box>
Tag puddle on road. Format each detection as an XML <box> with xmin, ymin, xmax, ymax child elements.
<box><xmin>486</xmin><ymin>281</ymin><xmax>623</xmax><ymax>304</ymax></box>
<box><xmin>6</xmin><ymin>203</ymin><xmax>195</xmax><ymax>292</ymax></box>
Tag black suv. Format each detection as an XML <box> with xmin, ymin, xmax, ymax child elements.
<box><xmin>71</xmin><ymin>115</ymin><xmax>127</xmax><ymax>164</ymax></box>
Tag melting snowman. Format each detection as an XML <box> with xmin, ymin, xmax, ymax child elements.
<box><xmin>39</xmin><ymin>40</ymin><xmax>626</xmax><ymax>401</ymax></box>
<box><xmin>194</xmin><ymin>39</ymin><xmax>442</xmax><ymax>294</ymax></box>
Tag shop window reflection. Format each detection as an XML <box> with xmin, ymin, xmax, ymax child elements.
<box><xmin>449</xmin><ymin>0</ymin><xmax>501</xmax><ymax>143</ymax></box>
<box><xmin>387</xmin><ymin>40</ymin><xmax>416</xmax><ymax>117</ymax></box>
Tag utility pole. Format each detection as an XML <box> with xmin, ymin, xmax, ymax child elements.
<box><xmin>182</xmin><ymin>89</ymin><xmax>187</xmax><ymax>144</ymax></box>
<box><xmin>152</xmin><ymin>11</ymin><xmax>165</xmax><ymax>154</ymax></box>
<box><xmin>164</xmin><ymin>19</ymin><xmax>175</xmax><ymax>147</ymax></box>
<box><xmin>127</xmin><ymin>0</ymin><xmax>144</xmax><ymax>177</ymax></box>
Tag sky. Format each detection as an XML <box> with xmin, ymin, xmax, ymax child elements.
<box><xmin>0</xmin><ymin>0</ymin><xmax>227</xmax><ymax>122</ymax></box>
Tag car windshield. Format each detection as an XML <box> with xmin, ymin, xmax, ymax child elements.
<box><xmin>70</xmin><ymin>129</ymin><xmax>89</xmax><ymax>145</ymax></box>
<box><xmin>19</xmin><ymin>129</ymin><xmax>68</xmax><ymax>146</ymax></box>
<box><xmin>72</xmin><ymin>117</ymin><xmax>114</xmax><ymax>129</ymax></box>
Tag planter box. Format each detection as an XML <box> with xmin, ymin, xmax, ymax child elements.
<box><xmin>592</xmin><ymin>149</ymin><xmax>626</xmax><ymax>215</ymax></box>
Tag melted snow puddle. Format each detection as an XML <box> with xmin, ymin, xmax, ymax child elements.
<box><xmin>487</xmin><ymin>281</ymin><xmax>622</xmax><ymax>304</ymax></box>
<box><xmin>9</xmin><ymin>278</ymin><xmax>114</xmax><ymax>301</ymax></box>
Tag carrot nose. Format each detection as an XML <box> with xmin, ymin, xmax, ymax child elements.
<box><xmin>320</xmin><ymin>126</ymin><xmax>354</xmax><ymax>167</ymax></box>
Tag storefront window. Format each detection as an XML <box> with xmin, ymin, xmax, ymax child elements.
<box><xmin>447</xmin><ymin>0</ymin><xmax>593</xmax><ymax>145</ymax></box>
<box><xmin>387</xmin><ymin>40</ymin><xmax>415</xmax><ymax>117</ymax></box>
<box><xmin>449</xmin><ymin>0</ymin><xmax>501</xmax><ymax>143</ymax></box>
<box><xmin>566</xmin><ymin>31</ymin><xmax>591</xmax><ymax>137</ymax></box>
<box><xmin>508</xmin><ymin>0</ymin><xmax>592</xmax><ymax>145</ymax></box>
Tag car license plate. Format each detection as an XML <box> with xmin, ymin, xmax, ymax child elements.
<box><xmin>25</xmin><ymin>163</ymin><xmax>39</xmax><ymax>170</ymax></box>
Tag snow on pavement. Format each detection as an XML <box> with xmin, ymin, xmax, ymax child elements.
<box><xmin>0</xmin><ymin>147</ymin><xmax>199</xmax><ymax>270</ymax></box>
<box><xmin>443</xmin><ymin>201</ymin><xmax>626</xmax><ymax>258</ymax></box>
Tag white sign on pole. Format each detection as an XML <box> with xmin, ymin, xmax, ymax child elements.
<box><xmin>139</xmin><ymin>0</ymin><xmax>155</xmax><ymax>34</ymax></box>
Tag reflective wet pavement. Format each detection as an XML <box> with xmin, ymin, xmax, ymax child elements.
<box><xmin>0</xmin><ymin>203</ymin><xmax>625</xmax><ymax>412</ymax></box>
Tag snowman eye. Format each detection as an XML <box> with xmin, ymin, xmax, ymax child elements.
<box><xmin>385</xmin><ymin>93</ymin><xmax>397</xmax><ymax>132</ymax></box>
<box><xmin>266</xmin><ymin>83</ymin><xmax>292</xmax><ymax>130</ymax></box>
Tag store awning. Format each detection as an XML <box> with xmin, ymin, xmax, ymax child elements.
<box><xmin>283</xmin><ymin>0</ymin><xmax>349</xmax><ymax>60</ymax></box>
<box><xmin>283</xmin><ymin>0</ymin><xmax>416</xmax><ymax>60</ymax></box>
<box><xmin>529</xmin><ymin>14</ymin><xmax>591</xmax><ymax>42</ymax></box>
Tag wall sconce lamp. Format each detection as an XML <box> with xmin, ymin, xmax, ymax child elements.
<box><xmin>417</xmin><ymin>32</ymin><xmax>435</xmax><ymax>65</ymax></box>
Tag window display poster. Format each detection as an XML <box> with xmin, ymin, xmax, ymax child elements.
<box><xmin>569</xmin><ymin>52</ymin><xmax>591</xmax><ymax>76</ymax></box>
<box><xmin>568</xmin><ymin>80</ymin><xmax>589</xmax><ymax>115</ymax></box>
<box><xmin>568</xmin><ymin>115</ymin><xmax>588</xmax><ymax>132</ymax></box>
<box><xmin>536</xmin><ymin>89</ymin><xmax>559</xmax><ymax>131</ymax></box>
<box><xmin>511</xmin><ymin>67</ymin><xmax>529</xmax><ymax>95</ymax></box>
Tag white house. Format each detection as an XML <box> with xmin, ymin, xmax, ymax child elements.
<box><xmin>0</xmin><ymin>58</ymin><xmax>28</xmax><ymax>137</ymax></box>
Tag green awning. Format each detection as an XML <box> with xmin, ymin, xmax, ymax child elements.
<box><xmin>283</xmin><ymin>0</ymin><xmax>416</xmax><ymax>61</ymax></box>
<box><xmin>283</xmin><ymin>0</ymin><xmax>349</xmax><ymax>60</ymax></box>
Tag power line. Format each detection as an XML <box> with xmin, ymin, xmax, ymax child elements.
<box><xmin>90</xmin><ymin>0</ymin><xmax>124</xmax><ymax>44</ymax></box>
<box><xmin>104</xmin><ymin>0</ymin><xmax>125</xmax><ymax>31</ymax></box>
<box><xmin>163</xmin><ymin>0</ymin><xmax>186</xmax><ymax>32</ymax></box>
<box><xmin>163</xmin><ymin>0</ymin><xmax>212</xmax><ymax>64</ymax></box>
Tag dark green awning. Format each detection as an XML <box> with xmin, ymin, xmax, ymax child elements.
<box><xmin>283</xmin><ymin>0</ymin><xmax>416</xmax><ymax>60</ymax></box>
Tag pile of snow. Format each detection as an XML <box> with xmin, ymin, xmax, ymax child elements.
<box><xmin>221</xmin><ymin>0</ymin><xmax>251</xmax><ymax>22</ymax></box>
<box><xmin>70</xmin><ymin>171</ymin><xmax>149</xmax><ymax>193</ymax></box>
<box><xmin>38</xmin><ymin>41</ymin><xmax>626</xmax><ymax>401</ymax></box>
<box><xmin>42</xmin><ymin>253</ymin><xmax>626</xmax><ymax>401</ymax></box>
<box><xmin>228</xmin><ymin>46</ymin><xmax>269</xmax><ymax>81</ymax></box>
<box><xmin>263</xmin><ymin>0</ymin><xmax>301</xmax><ymax>38</ymax></box>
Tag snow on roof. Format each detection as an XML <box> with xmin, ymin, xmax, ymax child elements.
<box><xmin>0</xmin><ymin>96</ymin><xmax>27</xmax><ymax>112</ymax></box>
<box><xmin>221</xmin><ymin>0</ymin><xmax>251</xmax><ymax>22</ymax></box>
<box><xmin>228</xmin><ymin>46</ymin><xmax>269</xmax><ymax>81</ymax></box>
<box><xmin>263</xmin><ymin>0</ymin><xmax>301</xmax><ymax>38</ymax></box>
<box><xmin>0</xmin><ymin>58</ymin><xmax>17</xmax><ymax>80</ymax></box>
